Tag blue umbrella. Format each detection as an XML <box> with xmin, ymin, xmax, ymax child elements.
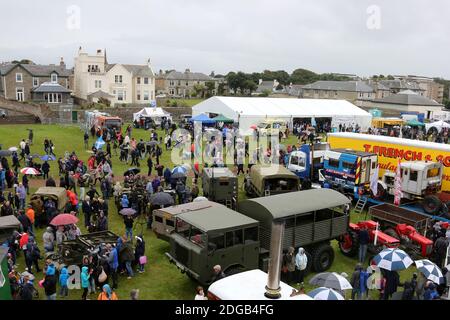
<box><xmin>172</xmin><ymin>166</ymin><xmax>187</xmax><ymax>174</ymax></box>
<box><xmin>95</xmin><ymin>137</ymin><xmax>106</xmax><ymax>150</ymax></box>
<box><xmin>40</xmin><ymin>155</ymin><xmax>56</xmax><ymax>161</ymax></box>
<box><xmin>373</xmin><ymin>248</ymin><xmax>413</xmax><ymax>271</ymax></box>
<box><xmin>307</xmin><ymin>287</ymin><xmax>344</xmax><ymax>300</ymax></box>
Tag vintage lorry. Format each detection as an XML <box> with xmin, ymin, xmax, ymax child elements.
<box><xmin>244</xmin><ymin>164</ymin><xmax>300</xmax><ymax>197</ymax></box>
<box><xmin>166</xmin><ymin>189</ymin><xmax>350</xmax><ymax>286</ymax></box>
<box><xmin>30</xmin><ymin>187</ymin><xmax>69</xmax><ymax>215</ymax></box>
<box><xmin>201</xmin><ymin>167</ymin><xmax>238</xmax><ymax>209</ymax></box>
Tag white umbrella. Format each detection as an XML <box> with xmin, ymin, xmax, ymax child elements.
<box><xmin>307</xmin><ymin>287</ymin><xmax>344</xmax><ymax>300</ymax></box>
<box><xmin>373</xmin><ymin>248</ymin><xmax>413</xmax><ymax>271</ymax></box>
<box><xmin>8</xmin><ymin>147</ymin><xmax>18</xmax><ymax>152</ymax></box>
<box><xmin>415</xmin><ymin>259</ymin><xmax>445</xmax><ymax>284</ymax></box>
<box><xmin>193</xmin><ymin>196</ymin><xmax>208</xmax><ymax>202</ymax></box>
<box><xmin>20</xmin><ymin>167</ymin><xmax>40</xmax><ymax>175</ymax></box>
<box><xmin>309</xmin><ymin>272</ymin><xmax>352</xmax><ymax>290</ymax></box>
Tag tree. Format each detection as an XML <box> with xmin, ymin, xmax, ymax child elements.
<box><xmin>290</xmin><ymin>68</ymin><xmax>319</xmax><ymax>85</ymax></box>
<box><xmin>244</xmin><ymin>80</ymin><xmax>257</xmax><ymax>95</ymax></box>
<box><xmin>193</xmin><ymin>84</ymin><xmax>206</xmax><ymax>98</ymax></box>
<box><xmin>205</xmin><ymin>81</ymin><xmax>216</xmax><ymax>98</ymax></box>
<box><xmin>259</xmin><ymin>89</ymin><xmax>271</xmax><ymax>97</ymax></box>
<box><xmin>217</xmin><ymin>82</ymin><xmax>226</xmax><ymax>95</ymax></box>
<box><xmin>387</xmin><ymin>75</ymin><xmax>395</xmax><ymax>80</ymax></box>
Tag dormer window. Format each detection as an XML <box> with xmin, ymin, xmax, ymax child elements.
<box><xmin>51</xmin><ymin>73</ymin><xmax>58</xmax><ymax>83</ymax></box>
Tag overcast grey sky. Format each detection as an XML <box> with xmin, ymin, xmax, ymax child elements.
<box><xmin>1</xmin><ymin>0</ymin><xmax>449</xmax><ymax>78</ymax></box>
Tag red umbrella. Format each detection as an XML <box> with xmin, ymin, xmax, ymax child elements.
<box><xmin>50</xmin><ymin>213</ymin><xmax>79</xmax><ymax>226</ymax></box>
<box><xmin>250</xmin><ymin>125</ymin><xmax>257</xmax><ymax>130</ymax></box>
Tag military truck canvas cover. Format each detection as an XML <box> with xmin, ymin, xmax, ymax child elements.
<box><xmin>177</xmin><ymin>205</ymin><xmax>258</xmax><ymax>233</ymax></box>
<box><xmin>203</xmin><ymin>167</ymin><xmax>236</xmax><ymax>178</ymax></box>
<box><xmin>250</xmin><ymin>165</ymin><xmax>299</xmax><ymax>191</ymax></box>
<box><xmin>33</xmin><ymin>187</ymin><xmax>68</xmax><ymax>211</ymax></box>
<box><xmin>0</xmin><ymin>215</ymin><xmax>21</xmax><ymax>243</ymax></box>
<box><xmin>156</xmin><ymin>201</ymin><xmax>221</xmax><ymax>216</ymax></box>
<box><xmin>238</xmin><ymin>189</ymin><xmax>350</xmax><ymax>227</ymax></box>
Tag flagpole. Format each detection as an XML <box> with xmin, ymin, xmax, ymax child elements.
<box><xmin>374</xmin><ymin>222</ymin><xmax>379</xmax><ymax>246</ymax></box>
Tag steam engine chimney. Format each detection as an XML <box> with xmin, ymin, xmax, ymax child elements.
<box><xmin>265</xmin><ymin>220</ymin><xmax>285</xmax><ymax>299</ymax></box>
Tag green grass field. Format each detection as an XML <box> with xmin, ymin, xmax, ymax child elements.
<box><xmin>162</xmin><ymin>98</ymin><xmax>204</xmax><ymax>108</ymax></box>
<box><xmin>0</xmin><ymin>124</ymin><xmax>416</xmax><ymax>300</ymax></box>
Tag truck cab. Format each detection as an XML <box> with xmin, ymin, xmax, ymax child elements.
<box><xmin>380</xmin><ymin>161</ymin><xmax>443</xmax><ymax>200</ymax></box>
<box><xmin>323</xmin><ymin>149</ymin><xmax>378</xmax><ymax>192</ymax></box>
<box><xmin>165</xmin><ymin>204</ymin><xmax>260</xmax><ymax>286</ymax></box>
<box><xmin>287</xmin><ymin>143</ymin><xmax>329</xmax><ymax>185</ymax></box>
<box><xmin>244</xmin><ymin>165</ymin><xmax>300</xmax><ymax>197</ymax></box>
<box><xmin>257</xmin><ymin>120</ymin><xmax>287</xmax><ymax>136</ymax></box>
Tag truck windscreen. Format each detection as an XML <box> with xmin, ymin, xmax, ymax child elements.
<box><xmin>105</xmin><ymin>120</ymin><xmax>121</xmax><ymax>128</ymax></box>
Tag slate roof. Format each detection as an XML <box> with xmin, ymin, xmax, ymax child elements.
<box><xmin>31</xmin><ymin>82</ymin><xmax>71</xmax><ymax>93</ymax></box>
<box><xmin>373</xmin><ymin>93</ymin><xmax>442</xmax><ymax>106</ymax></box>
<box><xmin>302</xmin><ymin>81</ymin><xmax>374</xmax><ymax>93</ymax></box>
<box><xmin>0</xmin><ymin>63</ymin><xmax>71</xmax><ymax>77</ymax></box>
<box><xmin>162</xmin><ymin>70</ymin><xmax>214</xmax><ymax>81</ymax></box>
<box><xmin>378</xmin><ymin>80</ymin><xmax>424</xmax><ymax>91</ymax></box>
<box><xmin>105</xmin><ymin>64</ymin><xmax>154</xmax><ymax>77</ymax></box>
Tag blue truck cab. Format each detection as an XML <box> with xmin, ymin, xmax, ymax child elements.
<box><xmin>286</xmin><ymin>143</ymin><xmax>329</xmax><ymax>186</ymax></box>
<box><xmin>323</xmin><ymin>149</ymin><xmax>378</xmax><ymax>193</ymax></box>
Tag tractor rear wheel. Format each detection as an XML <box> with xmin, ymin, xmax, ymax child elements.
<box><xmin>311</xmin><ymin>242</ymin><xmax>335</xmax><ymax>272</ymax></box>
<box><xmin>422</xmin><ymin>195</ymin><xmax>442</xmax><ymax>215</ymax></box>
<box><xmin>339</xmin><ymin>231</ymin><xmax>359</xmax><ymax>257</ymax></box>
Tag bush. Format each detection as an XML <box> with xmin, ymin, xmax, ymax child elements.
<box><xmin>170</xmin><ymin>101</ymin><xmax>178</xmax><ymax>107</ymax></box>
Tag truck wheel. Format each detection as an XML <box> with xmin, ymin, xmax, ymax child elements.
<box><xmin>311</xmin><ymin>243</ymin><xmax>335</xmax><ymax>272</ymax></box>
<box><xmin>422</xmin><ymin>195</ymin><xmax>442</xmax><ymax>215</ymax></box>
<box><xmin>339</xmin><ymin>231</ymin><xmax>359</xmax><ymax>257</ymax></box>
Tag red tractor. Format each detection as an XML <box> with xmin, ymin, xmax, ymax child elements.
<box><xmin>339</xmin><ymin>220</ymin><xmax>434</xmax><ymax>259</ymax></box>
<box><xmin>339</xmin><ymin>220</ymin><xmax>400</xmax><ymax>257</ymax></box>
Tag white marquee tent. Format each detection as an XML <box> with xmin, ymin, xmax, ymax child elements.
<box><xmin>192</xmin><ymin>96</ymin><xmax>372</xmax><ymax>133</ymax></box>
<box><xmin>133</xmin><ymin>107</ymin><xmax>172</xmax><ymax>122</ymax></box>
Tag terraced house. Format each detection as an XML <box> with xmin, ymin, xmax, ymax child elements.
<box><xmin>0</xmin><ymin>58</ymin><xmax>72</xmax><ymax>104</ymax></box>
<box><xmin>73</xmin><ymin>47</ymin><xmax>155</xmax><ymax>105</ymax></box>
<box><xmin>155</xmin><ymin>69</ymin><xmax>218</xmax><ymax>98</ymax></box>
<box><xmin>301</xmin><ymin>80</ymin><xmax>375</xmax><ymax>105</ymax></box>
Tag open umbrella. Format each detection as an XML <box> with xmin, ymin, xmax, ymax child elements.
<box><xmin>171</xmin><ymin>172</ymin><xmax>186</xmax><ymax>179</ymax></box>
<box><xmin>20</xmin><ymin>167</ymin><xmax>40</xmax><ymax>175</ymax></box>
<box><xmin>415</xmin><ymin>259</ymin><xmax>444</xmax><ymax>284</ymax></box>
<box><xmin>193</xmin><ymin>196</ymin><xmax>208</xmax><ymax>202</ymax></box>
<box><xmin>120</xmin><ymin>208</ymin><xmax>137</xmax><ymax>216</ymax></box>
<box><xmin>0</xmin><ymin>150</ymin><xmax>12</xmax><ymax>157</ymax></box>
<box><xmin>50</xmin><ymin>214</ymin><xmax>79</xmax><ymax>226</ymax></box>
<box><xmin>40</xmin><ymin>155</ymin><xmax>56</xmax><ymax>161</ymax></box>
<box><xmin>146</xmin><ymin>141</ymin><xmax>159</xmax><ymax>146</ymax></box>
<box><xmin>172</xmin><ymin>166</ymin><xmax>187</xmax><ymax>174</ymax></box>
<box><xmin>124</xmin><ymin>168</ymin><xmax>140</xmax><ymax>176</ymax></box>
<box><xmin>309</xmin><ymin>272</ymin><xmax>352</xmax><ymax>291</ymax></box>
<box><xmin>150</xmin><ymin>192</ymin><xmax>175</xmax><ymax>207</ymax></box>
<box><xmin>250</xmin><ymin>125</ymin><xmax>257</xmax><ymax>130</ymax></box>
<box><xmin>373</xmin><ymin>248</ymin><xmax>413</xmax><ymax>271</ymax></box>
<box><xmin>307</xmin><ymin>287</ymin><xmax>344</xmax><ymax>300</ymax></box>
<box><xmin>8</xmin><ymin>147</ymin><xmax>18</xmax><ymax>152</ymax></box>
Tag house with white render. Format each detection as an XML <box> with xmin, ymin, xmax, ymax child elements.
<box><xmin>73</xmin><ymin>47</ymin><xmax>155</xmax><ymax>105</ymax></box>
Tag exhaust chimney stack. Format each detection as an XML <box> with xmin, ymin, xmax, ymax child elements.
<box><xmin>264</xmin><ymin>220</ymin><xmax>285</xmax><ymax>299</ymax></box>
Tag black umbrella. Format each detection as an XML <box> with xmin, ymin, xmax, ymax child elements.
<box><xmin>146</xmin><ymin>141</ymin><xmax>160</xmax><ymax>146</ymax></box>
<box><xmin>171</xmin><ymin>172</ymin><xmax>186</xmax><ymax>179</ymax></box>
<box><xmin>124</xmin><ymin>168</ymin><xmax>140</xmax><ymax>176</ymax></box>
<box><xmin>150</xmin><ymin>192</ymin><xmax>175</xmax><ymax>207</ymax></box>
<box><xmin>0</xmin><ymin>150</ymin><xmax>12</xmax><ymax>157</ymax></box>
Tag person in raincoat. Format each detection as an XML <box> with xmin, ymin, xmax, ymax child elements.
<box><xmin>121</xmin><ymin>194</ymin><xmax>129</xmax><ymax>209</ymax></box>
<box><xmin>81</xmin><ymin>266</ymin><xmax>91</xmax><ymax>300</ymax></box>
<box><xmin>98</xmin><ymin>284</ymin><xmax>118</xmax><ymax>300</ymax></box>
<box><xmin>42</xmin><ymin>227</ymin><xmax>55</xmax><ymax>253</ymax></box>
<box><xmin>295</xmin><ymin>248</ymin><xmax>308</xmax><ymax>285</ymax></box>
<box><xmin>59</xmin><ymin>266</ymin><xmax>69</xmax><ymax>297</ymax></box>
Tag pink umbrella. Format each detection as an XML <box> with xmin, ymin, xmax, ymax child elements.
<box><xmin>20</xmin><ymin>167</ymin><xmax>40</xmax><ymax>175</ymax></box>
<box><xmin>50</xmin><ymin>214</ymin><xmax>79</xmax><ymax>226</ymax></box>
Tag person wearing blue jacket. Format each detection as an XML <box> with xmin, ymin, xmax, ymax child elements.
<box><xmin>81</xmin><ymin>266</ymin><xmax>91</xmax><ymax>300</ymax></box>
<box><xmin>59</xmin><ymin>267</ymin><xmax>69</xmax><ymax>297</ymax></box>
<box><xmin>359</xmin><ymin>268</ymin><xmax>370</xmax><ymax>299</ymax></box>
<box><xmin>121</xmin><ymin>194</ymin><xmax>129</xmax><ymax>209</ymax></box>
<box><xmin>107</xmin><ymin>244</ymin><xmax>119</xmax><ymax>289</ymax></box>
